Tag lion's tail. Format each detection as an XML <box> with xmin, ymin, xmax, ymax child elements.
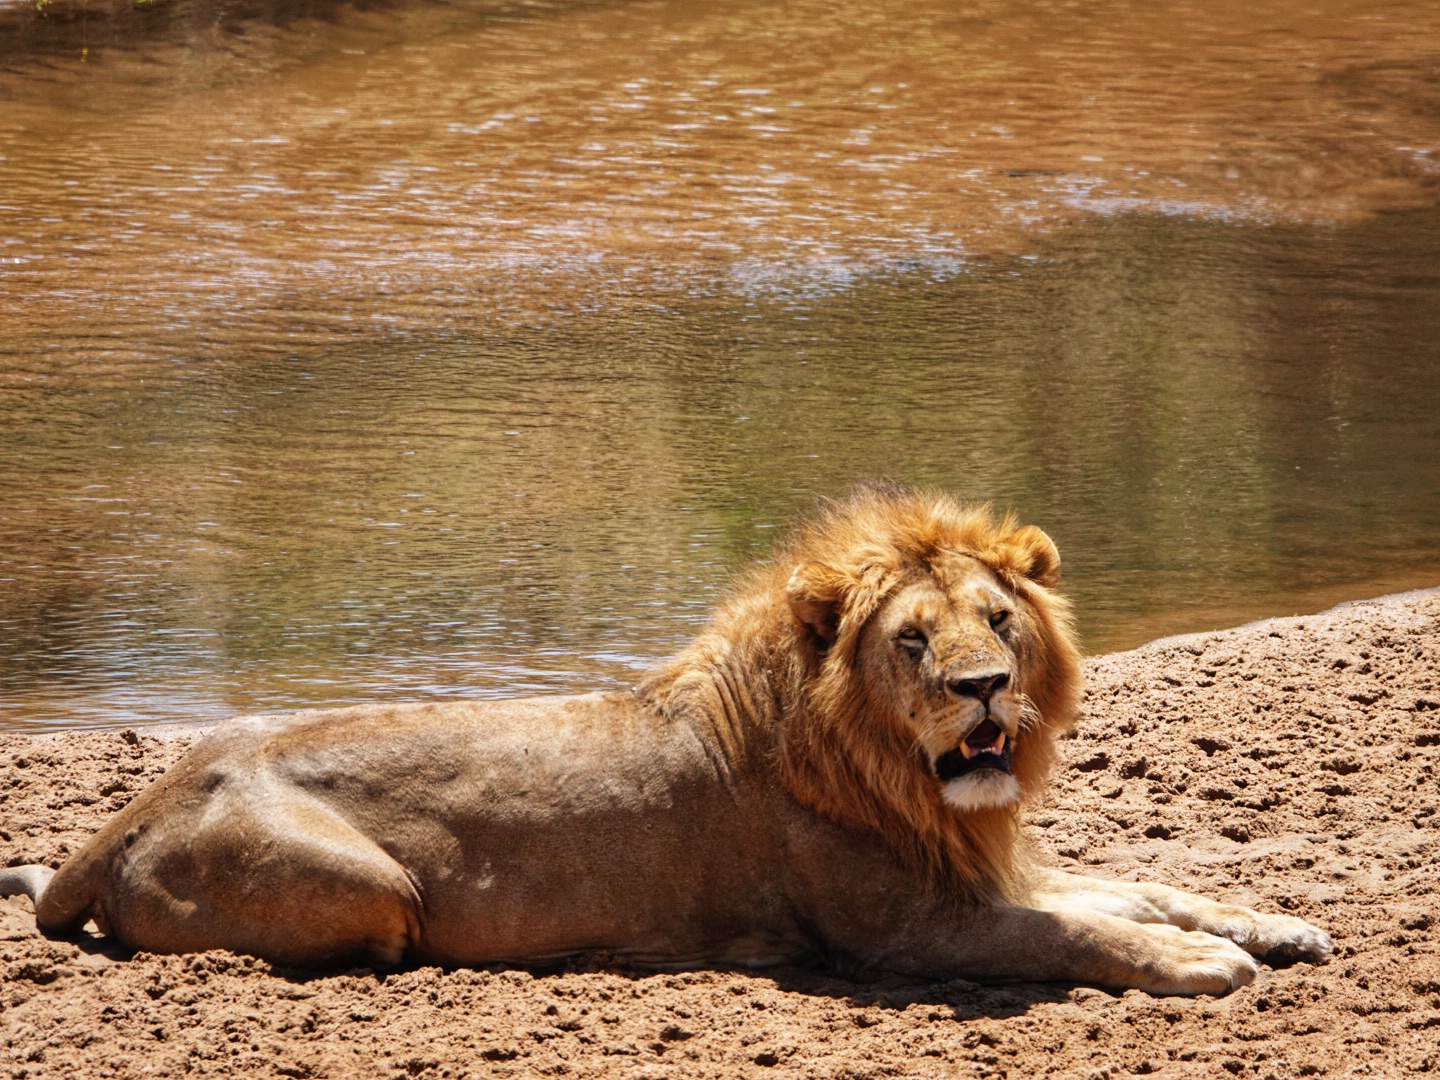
<box><xmin>0</xmin><ymin>865</ymin><xmax>57</xmax><ymax>909</ymax></box>
<box><xmin>0</xmin><ymin>860</ymin><xmax>102</xmax><ymax>934</ymax></box>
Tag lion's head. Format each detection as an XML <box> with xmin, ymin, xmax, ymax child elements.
<box><xmin>644</xmin><ymin>482</ymin><xmax>1083</xmax><ymax>899</ymax></box>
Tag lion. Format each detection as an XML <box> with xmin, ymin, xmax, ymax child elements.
<box><xmin>1</xmin><ymin>484</ymin><xmax>1331</xmax><ymax>994</ymax></box>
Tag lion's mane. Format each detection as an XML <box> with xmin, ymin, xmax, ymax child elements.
<box><xmin>639</xmin><ymin>482</ymin><xmax>1083</xmax><ymax>901</ymax></box>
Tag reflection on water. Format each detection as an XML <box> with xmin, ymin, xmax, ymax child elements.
<box><xmin>5</xmin><ymin>0</ymin><xmax>1440</xmax><ymax>365</ymax></box>
<box><xmin>1</xmin><ymin>0</ymin><xmax>1438</xmax><ymax>729</ymax></box>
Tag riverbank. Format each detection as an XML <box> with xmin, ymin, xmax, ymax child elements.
<box><xmin>2</xmin><ymin>589</ymin><xmax>1438</xmax><ymax>1078</ymax></box>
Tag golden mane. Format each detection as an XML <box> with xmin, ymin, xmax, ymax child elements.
<box><xmin>639</xmin><ymin>482</ymin><xmax>1084</xmax><ymax>900</ymax></box>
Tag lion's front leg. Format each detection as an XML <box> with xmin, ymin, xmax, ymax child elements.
<box><xmin>875</xmin><ymin>903</ymin><xmax>1258</xmax><ymax>996</ymax></box>
<box><xmin>1027</xmin><ymin>868</ymin><xmax>1333</xmax><ymax>964</ymax></box>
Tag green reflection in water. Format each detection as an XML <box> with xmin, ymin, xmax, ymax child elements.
<box><xmin>2</xmin><ymin>208</ymin><xmax>1438</xmax><ymax>730</ymax></box>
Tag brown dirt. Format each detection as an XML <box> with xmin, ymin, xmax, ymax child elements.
<box><xmin>2</xmin><ymin>590</ymin><xmax>1438</xmax><ymax>1079</ymax></box>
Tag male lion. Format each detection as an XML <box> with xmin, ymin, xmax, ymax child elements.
<box><xmin>1</xmin><ymin>485</ymin><xmax>1331</xmax><ymax>994</ymax></box>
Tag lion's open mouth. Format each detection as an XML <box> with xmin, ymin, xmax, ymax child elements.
<box><xmin>934</xmin><ymin>719</ymin><xmax>1012</xmax><ymax>781</ymax></box>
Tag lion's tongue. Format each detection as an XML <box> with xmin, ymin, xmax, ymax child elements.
<box><xmin>961</xmin><ymin>719</ymin><xmax>1005</xmax><ymax>759</ymax></box>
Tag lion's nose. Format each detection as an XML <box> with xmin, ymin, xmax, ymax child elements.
<box><xmin>946</xmin><ymin>672</ymin><xmax>1010</xmax><ymax>701</ymax></box>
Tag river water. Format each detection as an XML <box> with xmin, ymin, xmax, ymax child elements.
<box><xmin>2</xmin><ymin>0</ymin><xmax>1438</xmax><ymax>730</ymax></box>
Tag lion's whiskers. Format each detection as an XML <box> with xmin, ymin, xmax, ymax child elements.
<box><xmin>1015</xmin><ymin>693</ymin><xmax>1043</xmax><ymax>732</ymax></box>
<box><xmin>908</xmin><ymin>694</ymin><xmax>1041</xmax><ymax>763</ymax></box>
<box><xmin>909</xmin><ymin>705</ymin><xmax>962</xmax><ymax>758</ymax></box>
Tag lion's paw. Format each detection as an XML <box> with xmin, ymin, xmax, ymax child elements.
<box><xmin>1142</xmin><ymin>925</ymin><xmax>1258</xmax><ymax>997</ymax></box>
<box><xmin>1245</xmin><ymin>913</ymin><xmax>1334</xmax><ymax>965</ymax></box>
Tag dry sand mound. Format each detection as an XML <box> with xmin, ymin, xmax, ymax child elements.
<box><xmin>2</xmin><ymin>590</ymin><xmax>1438</xmax><ymax>1078</ymax></box>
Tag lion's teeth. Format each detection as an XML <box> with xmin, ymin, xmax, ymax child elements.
<box><xmin>959</xmin><ymin>732</ymin><xmax>1006</xmax><ymax>759</ymax></box>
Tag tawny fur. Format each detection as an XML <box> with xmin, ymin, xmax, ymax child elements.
<box><xmin>0</xmin><ymin>482</ymin><xmax>1330</xmax><ymax>994</ymax></box>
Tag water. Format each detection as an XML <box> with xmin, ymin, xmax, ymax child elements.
<box><xmin>2</xmin><ymin>0</ymin><xmax>1438</xmax><ymax>731</ymax></box>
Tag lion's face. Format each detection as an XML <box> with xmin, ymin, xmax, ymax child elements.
<box><xmin>775</xmin><ymin>492</ymin><xmax>1080</xmax><ymax>892</ymax></box>
<box><xmin>855</xmin><ymin>556</ymin><xmax>1033</xmax><ymax>813</ymax></box>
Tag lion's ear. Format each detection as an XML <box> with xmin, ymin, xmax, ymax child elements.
<box><xmin>786</xmin><ymin>562</ymin><xmax>851</xmax><ymax>646</ymax></box>
<box><xmin>1008</xmin><ymin>525</ymin><xmax>1061</xmax><ymax>589</ymax></box>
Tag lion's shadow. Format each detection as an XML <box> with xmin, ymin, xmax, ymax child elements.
<box><xmin>757</xmin><ymin>965</ymin><xmax>1089</xmax><ymax>1020</ymax></box>
<box><xmin>42</xmin><ymin>922</ymin><xmax>1099</xmax><ymax>1020</ymax></box>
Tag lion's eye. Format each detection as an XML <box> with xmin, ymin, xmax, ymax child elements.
<box><xmin>989</xmin><ymin>610</ymin><xmax>1012</xmax><ymax>631</ymax></box>
<box><xmin>896</xmin><ymin>627</ymin><xmax>928</xmax><ymax>649</ymax></box>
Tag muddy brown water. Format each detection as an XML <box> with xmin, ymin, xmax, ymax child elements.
<box><xmin>2</xmin><ymin>0</ymin><xmax>1439</xmax><ymax>730</ymax></box>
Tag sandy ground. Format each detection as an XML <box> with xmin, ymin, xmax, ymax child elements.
<box><xmin>2</xmin><ymin>590</ymin><xmax>1438</xmax><ymax>1079</ymax></box>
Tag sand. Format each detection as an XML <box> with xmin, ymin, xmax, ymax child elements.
<box><xmin>2</xmin><ymin>589</ymin><xmax>1438</xmax><ymax>1079</ymax></box>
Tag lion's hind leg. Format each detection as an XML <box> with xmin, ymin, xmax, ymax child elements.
<box><xmin>1029</xmin><ymin>869</ymin><xmax>1333</xmax><ymax>964</ymax></box>
<box><xmin>110</xmin><ymin>791</ymin><xmax>423</xmax><ymax>968</ymax></box>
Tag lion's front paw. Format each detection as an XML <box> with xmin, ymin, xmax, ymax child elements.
<box><xmin>1140</xmin><ymin>925</ymin><xmax>1259</xmax><ymax>997</ymax></box>
<box><xmin>1246</xmin><ymin>913</ymin><xmax>1334</xmax><ymax>965</ymax></box>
